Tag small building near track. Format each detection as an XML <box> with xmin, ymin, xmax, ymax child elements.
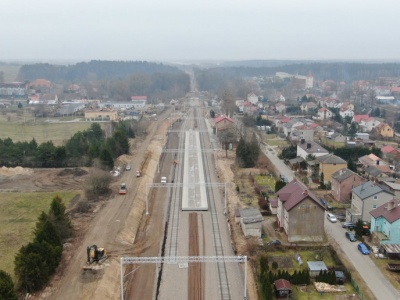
<box><xmin>239</xmin><ymin>207</ymin><xmax>264</xmax><ymax>238</ymax></box>
<box><xmin>85</xmin><ymin>110</ymin><xmax>118</xmax><ymax>121</ymax></box>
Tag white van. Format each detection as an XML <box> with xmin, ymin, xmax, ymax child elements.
<box><xmin>161</xmin><ymin>176</ymin><xmax>167</xmax><ymax>184</ymax></box>
<box><xmin>327</xmin><ymin>213</ymin><xmax>337</xmax><ymax>223</ymax></box>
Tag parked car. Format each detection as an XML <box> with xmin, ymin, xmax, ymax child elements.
<box><xmin>126</xmin><ymin>165</ymin><xmax>131</xmax><ymax>171</ymax></box>
<box><xmin>358</xmin><ymin>243</ymin><xmax>370</xmax><ymax>255</ymax></box>
<box><xmin>267</xmin><ymin>239</ymin><xmax>281</xmax><ymax>246</ymax></box>
<box><xmin>345</xmin><ymin>231</ymin><xmax>357</xmax><ymax>242</ymax></box>
<box><xmin>342</xmin><ymin>222</ymin><xmax>356</xmax><ymax>230</ymax></box>
<box><xmin>327</xmin><ymin>213</ymin><xmax>337</xmax><ymax>223</ymax></box>
<box><xmin>161</xmin><ymin>176</ymin><xmax>167</xmax><ymax>184</ymax></box>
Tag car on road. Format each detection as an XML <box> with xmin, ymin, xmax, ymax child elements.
<box><xmin>126</xmin><ymin>165</ymin><xmax>131</xmax><ymax>171</ymax></box>
<box><xmin>342</xmin><ymin>222</ymin><xmax>356</xmax><ymax>230</ymax></box>
<box><xmin>327</xmin><ymin>213</ymin><xmax>337</xmax><ymax>223</ymax></box>
<box><xmin>345</xmin><ymin>231</ymin><xmax>357</xmax><ymax>242</ymax></box>
<box><xmin>358</xmin><ymin>243</ymin><xmax>370</xmax><ymax>255</ymax></box>
<box><xmin>161</xmin><ymin>176</ymin><xmax>167</xmax><ymax>184</ymax></box>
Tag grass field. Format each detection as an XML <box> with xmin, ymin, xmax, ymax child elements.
<box><xmin>0</xmin><ymin>109</ymin><xmax>97</xmax><ymax>145</ymax></box>
<box><xmin>0</xmin><ymin>191</ymin><xmax>79</xmax><ymax>277</ymax></box>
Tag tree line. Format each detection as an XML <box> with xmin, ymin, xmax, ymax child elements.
<box><xmin>0</xmin><ymin>122</ymin><xmax>132</xmax><ymax>169</ymax></box>
<box><xmin>194</xmin><ymin>62</ymin><xmax>400</xmax><ymax>84</ymax></box>
<box><xmin>0</xmin><ymin>196</ymin><xmax>71</xmax><ymax>297</ymax></box>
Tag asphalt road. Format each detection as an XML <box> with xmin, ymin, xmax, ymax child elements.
<box><xmin>262</xmin><ymin>144</ymin><xmax>294</xmax><ymax>181</ymax></box>
<box><xmin>325</xmin><ymin>217</ymin><xmax>400</xmax><ymax>300</ymax></box>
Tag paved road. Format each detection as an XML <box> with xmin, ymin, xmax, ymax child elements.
<box><xmin>262</xmin><ymin>144</ymin><xmax>294</xmax><ymax>181</ymax></box>
<box><xmin>325</xmin><ymin>217</ymin><xmax>400</xmax><ymax>300</ymax></box>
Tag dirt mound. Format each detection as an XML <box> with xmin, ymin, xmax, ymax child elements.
<box><xmin>58</xmin><ymin>168</ymin><xmax>88</xmax><ymax>177</ymax></box>
<box><xmin>0</xmin><ymin>166</ymin><xmax>33</xmax><ymax>176</ymax></box>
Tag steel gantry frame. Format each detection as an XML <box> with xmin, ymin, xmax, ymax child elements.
<box><xmin>145</xmin><ymin>182</ymin><xmax>230</xmax><ymax>215</ymax></box>
<box><xmin>120</xmin><ymin>255</ymin><xmax>248</xmax><ymax>300</ymax></box>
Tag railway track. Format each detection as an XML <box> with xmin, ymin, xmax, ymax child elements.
<box><xmin>188</xmin><ymin>212</ymin><xmax>203</xmax><ymax>300</ymax></box>
<box><xmin>197</xmin><ymin>108</ymin><xmax>232</xmax><ymax>300</ymax></box>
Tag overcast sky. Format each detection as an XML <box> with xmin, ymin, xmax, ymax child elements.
<box><xmin>1</xmin><ymin>0</ymin><xmax>400</xmax><ymax>63</ymax></box>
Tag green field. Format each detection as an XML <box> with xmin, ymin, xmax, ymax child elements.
<box><xmin>0</xmin><ymin>191</ymin><xmax>78</xmax><ymax>277</ymax></box>
<box><xmin>0</xmin><ymin>110</ymin><xmax>97</xmax><ymax>145</ymax></box>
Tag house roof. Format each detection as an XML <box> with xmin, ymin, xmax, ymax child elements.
<box><xmin>391</xmin><ymin>87</ymin><xmax>400</xmax><ymax>93</ymax></box>
<box><xmin>358</xmin><ymin>153</ymin><xmax>386</xmax><ymax>166</ymax></box>
<box><xmin>239</xmin><ymin>208</ymin><xmax>264</xmax><ymax>224</ymax></box>
<box><xmin>332</xmin><ymin>168</ymin><xmax>359</xmax><ymax>182</ymax></box>
<box><xmin>297</xmin><ymin>141</ymin><xmax>329</xmax><ymax>155</ymax></box>
<box><xmin>331</xmin><ymin>132</ymin><xmax>345</xmax><ymax>139</ymax></box>
<box><xmin>370</xmin><ymin>200</ymin><xmax>400</xmax><ymax>223</ymax></box>
<box><xmin>214</xmin><ymin>115</ymin><xmax>234</xmax><ymax>123</ymax></box>
<box><xmin>364</xmin><ymin>165</ymin><xmax>383</xmax><ymax>177</ymax></box>
<box><xmin>353</xmin><ymin>114</ymin><xmax>370</xmax><ymax>123</ymax></box>
<box><xmin>276</xmin><ymin>180</ymin><xmax>324</xmax><ymax>211</ymax></box>
<box><xmin>318</xmin><ymin>107</ymin><xmax>331</xmax><ymax>112</ymax></box>
<box><xmin>381</xmin><ymin>145</ymin><xmax>396</xmax><ymax>154</ymax></box>
<box><xmin>274</xmin><ymin>279</ymin><xmax>292</xmax><ymax>290</ymax></box>
<box><xmin>352</xmin><ymin>181</ymin><xmax>392</xmax><ymax>199</ymax></box>
<box><xmin>307</xmin><ymin>261</ymin><xmax>328</xmax><ymax>271</ymax></box>
<box><xmin>381</xmin><ymin>182</ymin><xmax>400</xmax><ymax>191</ymax></box>
<box><xmin>131</xmin><ymin>96</ymin><xmax>147</xmax><ymax>100</ymax></box>
<box><xmin>316</xmin><ymin>153</ymin><xmax>347</xmax><ymax>164</ymax></box>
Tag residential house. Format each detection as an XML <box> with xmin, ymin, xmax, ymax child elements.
<box><xmin>329</xmin><ymin>132</ymin><xmax>347</xmax><ymax>143</ymax></box>
<box><xmin>282</xmin><ymin>119</ymin><xmax>304</xmax><ymax>137</ymax></box>
<box><xmin>379</xmin><ymin>181</ymin><xmax>400</xmax><ymax>198</ymax></box>
<box><xmin>331</xmin><ymin>168</ymin><xmax>366</xmax><ymax>202</ymax></box>
<box><xmin>243</xmin><ymin>101</ymin><xmax>257</xmax><ymax>115</ymax></box>
<box><xmin>374</xmin><ymin>123</ymin><xmax>394</xmax><ymax>138</ymax></box>
<box><xmin>347</xmin><ymin>181</ymin><xmax>394</xmax><ymax>223</ymax></box>
<box><xmin>130</xmin><ymin>96</ymin><xmax>147</xmax><ymax>108</ymax></box>
<box><xmin>290</xmin><ymin>124</ymin><xmax>314</xmax><ymax>142</ymax></box>
<box><xmin>370</xmin><ymin>200</ymin><xmax>400</xmax><ymax>245</ymax></box>
<box><xmin>364</xmin><ymin>165</ymin><xmax>387</xmax><ymax>181</ymax></box>
<box><xmin>247</xmin><ymin>93</ymin><xmax>259</xmax><ymax>105</ymax></box>
<box><xmin>339</xmin><ymin>107</ymin><xmax>354</xmax><ymax>119</ymax></box>
<box><xmin>391</xmin><ymin>86</ymin><xmax>400</xmax><ymax>98</ymax></box>
<box><xmin>381</xmin><ymin>145</ymin><xmax>400</xmax><ymax>162</ymax></box>
<box><xmin>360</xmin><ymin>117</ymin><xmax>381</xmax><ymax>133</ymax></box>
<box><xmin>235</xmin><ymin>99</ymin><xmax>245</xmax><ymax>113</ymax></box>
<box><xmin>29</xmin><ymin>78</ymin><xmax>52</xmax><ymax>94</ymax></box>
<box><xmin>275</xmin><ymin>102</ymin><xmax>286</xmax><ymax>114</ymax></box>
<box><xmin>358</xmin><ymin>153</ymin><xmax>391</xmax><ymax>174</ymax></box>
<box><xmin>317</xmin><ymin>108</ymin><xmax>333</xmax><ymax>120</ymax></box>
<box><xmin>341</xmin><ymin>101</ymin><xmax>354</xmax><ymax>111</ymax></box>
<box><xmin>297</xmin><ymin>140</ymin><xmax>329</xmax><ymax>159</ymax></box>
<box><xmin>316</xmin><ymin>153</ymin><xmax>347</xmax><ymax>183</ymax></box>
<box><xmin>239</xmin><ymin>208</ymin><xmax>264</xmax><ymax>237</ymax></box>
<box><xmin>352</xmin><ymin>114</ymin><xmax>370</xmax><ymax>124</ymax></box>
<box><xmin>300</xmin><ymin>102</ymin><xmax>318</xmax><ymax>113</ymax></box>
<box><xmin>213</xmin><ymin>115</ymin><xmax>235</xmax><ymax>133</ymax></box>
<box><xmin>276</xmin><ymin>180</ymin><xmax>325</xmax><ymax>242</ymax></box>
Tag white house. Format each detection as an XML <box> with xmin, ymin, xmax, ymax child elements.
<box><xmin>317</xmin><ymin>108</ymin><xmax>333</xmax><ymax>120</ymax></box>
<box><xmin>247</xmin><ymin>93</ymin><xmax>259</xmax><ymax>105</ymax></box>
<box><xmin>360</xmin><ymin>117</ymin><xmax>381</xmax><ymax>133</ymax></box>
<box><xmin>339</xmin><ymin>107</ymin><xmax>354</xmax><ymax>118</ymax></box>
<box><xmin>297</xmin><ymin>140</ymin><xmax>329</xmax><ymax>159</ymax></box>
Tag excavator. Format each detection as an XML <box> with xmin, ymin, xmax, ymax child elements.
<box><xmin>83</xmin><ymin>245</ymin><xmax>108</xmax><ymax>271</ymax></box>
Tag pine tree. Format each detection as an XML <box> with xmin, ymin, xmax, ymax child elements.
<box><xmin>0</xmin><ymin>270</ymin><xmax>18</xmax><ymax>300</ymax></box>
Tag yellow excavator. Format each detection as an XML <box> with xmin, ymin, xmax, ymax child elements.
<box><xmin>83</xmin><ymin>245</ymin><xmax>108</xmax><ymax>271</ymax></box>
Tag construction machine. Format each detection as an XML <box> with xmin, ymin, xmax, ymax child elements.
<box><xmin>83</xmin><ymin>245</ymin><xmax>108</xmax><ymax>271</ymax></box>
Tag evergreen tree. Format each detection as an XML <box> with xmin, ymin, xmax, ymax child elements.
<box><xmin>49</xmin><ymin>196</ymin><xmax>72</xmax><ymax>240</ymax></box>
<box><xmin>0</xmin><ymin>270</ymin><xmax>18</xmax><ymax>300</ymax></box>
<box><xmin>99</xmin><ymin>148</ymin><xmax>114</xmax><ymax>170</ymax></box>
<box><xmin>275</xmin><ymin>180</ymin><xmax>286</xmax><ymax>192</ymax></box>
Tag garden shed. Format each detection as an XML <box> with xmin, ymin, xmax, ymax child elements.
<box><xmin>307</xmin><ymin>261</ymin><xmax>328</xmax><ymax>278</ymax></box>
<box><xmin>273</xmin><ymin>279</ymin><xmax>292</xmax><ymax>298</ymax></box>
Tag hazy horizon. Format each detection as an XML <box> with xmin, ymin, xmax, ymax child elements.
<box><xmin>2</xmin><ymin>0</ymin><xmax>400</xmax><ymax>62</ymax></box>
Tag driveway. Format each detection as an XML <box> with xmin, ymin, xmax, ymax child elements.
<box><xmin>325</xmin><ymin>217</ymin><xmax>400</xmax><ymax>300</ymax></box>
